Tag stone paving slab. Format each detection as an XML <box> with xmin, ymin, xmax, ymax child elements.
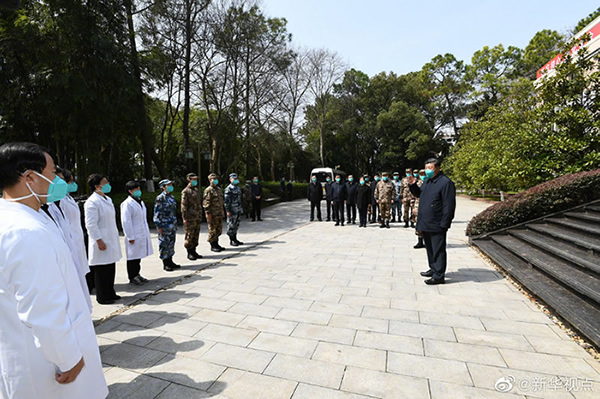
<box><xmin>94</xmin><ymin>198</ymin><xmax>600</xmax><ymax>398</ymax></box>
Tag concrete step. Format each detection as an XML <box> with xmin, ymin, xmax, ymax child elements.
<box><xmin>527</xmin><ymin>223</ymin><xmax>600</xmax><ymax>253</ymax></box>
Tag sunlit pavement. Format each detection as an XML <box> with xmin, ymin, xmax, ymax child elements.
<box><xmin>95</xmin><ymin>197</ymin><xmax>600</xmax><ymax>398</ymax></box>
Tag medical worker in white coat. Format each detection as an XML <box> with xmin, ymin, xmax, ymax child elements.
<box><xmin>84</xmin><ymin>173</ymin><xmax>122</xmax><ymax>305</ymax></box>
<box><xmin>0</xmin><ymin>142</ymin><xmax>108</xmax><ymax>398</ymax></box>
<box><xmin>46</xmin><ymin>167</ymin><xmax>93</xmax><ymax>312</ymax></box>
<box><xmin>120</xmin><ymin>180</ymin><xmax>153</xmax><ymax>285</ymax></box>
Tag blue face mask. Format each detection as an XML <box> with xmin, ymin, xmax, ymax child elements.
<box><xmin>312</xmin><ymin>178</ymin><xmax>317</xmax><ymax>183</ymax></box>
<box><xmin>406</xmin><ymin>173</ymin><xmax>411</xmax><ymax>177</ymax></box>
<box><xmin>349</xmin><ymin>177</ymin><xmax>354</xmax><ymax>182</ymax></box>
<box><xmin>213</xmin><ymin>179</ymin><xmax>219</xmax><ymax>185</ymax></box>
<box><xmin>360</xmin><ymin>181</ymin><xmax>365</xmax><ymax>185</ymax></box>
<box><xmin>425</xmin><ymin>169</ymin><xmax>435</xmax><ymax>179</ymax></box>
<box><xmin>365</xmin><ymin>177</ymin><xmax>369</xmax><ymax>182</ymax></box>
<box><xmin>382</xmin><ymin>177</ymin><xmax>388</xmax><ymax>182</ymax></box>
<box><xmin>393</xmin><ymin>176</ymin><xmax>399</xmax><ymax>180</ymax></box>
<box><xmin>326</xmin><ymin>179</ymin><xmax>331</xmax><ymax>183</ymax></box>
<box><xmin>166</xmin><ymin>185</ymin><xmax>174</xmax><ymax>193</ymax></box>
<box><xmin>413</xmin><ymin>173</ymin><xmax>419</xmax><ymax>177</ymax></box>
<box><xmin>374</xmin><ymin>177</ymin><xmax>380</xmax><ymax>181</ymax></box>
<box><xmin>191</xmin><ymin>180</ymin><xmax>198</xmax><ymax>187</ymax></box>
<box><xmin>233</xmin><ymin>179</ymin><xmax>239</xmax><ymax>185</ymax></box>
<box><xmin>100</xmin><ymin>183</ymin><xmax>112</xmax><ymax>194</ymax></box>
<box><xmin>335</xmin><ymin>178</ymin><xmax>341</xmax><ymax>183</ymax></box>
<box><xmin>133</xmin><ymin>189</ymin><xmax>142</xmax><ymax>198</ymax></box>
<box><xmin>8</xmin><ymin>171</ymin><xmax>68</xmax><ymax>204</ymax></box>
<box><xmin>254</xmin><ymin>179</ymin><xmax>258</xmax><ymax>183</ymax></box>
<box><xmin>67</xmin><ymin>182</ymin><xmax>78</xmax><ymax>193</ymax></box>
<box><xmin>420</xmin><ymin>175</ymin><xmax>428</xmax><ymax>181</ymax></box>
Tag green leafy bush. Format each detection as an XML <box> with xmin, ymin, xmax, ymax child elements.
<box><xmin>466</xmin><ymin>169</ymin><xmax>600</xmax><ymax>237</ymax></box>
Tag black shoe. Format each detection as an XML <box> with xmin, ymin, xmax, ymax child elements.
<box><xmin>230</xmin><ymin>239</ymin><xmax>239</xmax><ymax>247</ymax></box>
<box><xmin>167</xmin><ymin>257</ymin><xmax>181</xmax><ymax>269</ymax></box>
<box><xmin>187</xmin><ymin>248</ymin><xmax>198</xmax><ymax>261</ymax></box>
<box><xmin>391</xmin><ymin>218</ymin><xmax>396</xmax><ymax>223</ymax></box>
<box><xmin>404</xmin><ymin>222</ymin><xmax>409</xmax><ymax>228</ymax></box>
<box><xmin>335</xmin><ymin>222</ymin><xmax>339</xmax><ymax>226</ymax></box>
<box><xmin>129</xmin><ymin>275</ymin><xmax>145</xmax><ymax>285</ymax></box>
<box><xmin>210</xmin><ymin>242</ymin><xmax>223</xmax><ymax>253</ymax></box>
<box><xmin>318</xmin><ymin>218</ymin><xmax>322</xmax><ymax>221</ymax></box>
<box><xmin>414</xmin><ymin>240</ymin><xmax>425</xmax><ymax>249</ymax></box>
<box><xmin>251</xmin><ymin>218</ymin><xmax>256</xmax><ymax>222</ymax></box>
<box><xmin>411</xmin><ymin>222</ymin><xmax>415</xmax><ymax>228</ymax></box>
<box><xmin>97</xmin><ymin>298</ymin><xmax>115</xmax><ymax>305</ymax></box>
<box><xmin>192</xmin><ymin>249</ymin><xmax>203</xmax><ymax>259</ymax></box>
<box><xmin>341</xmin><ymin>223</ymin><xmax>344</xmax><ymax>226</ymax></box>
<box><xmin>326</xmin><ymin>218</ymin><xmax>331</xmax><ymax>222</ymax></box>
<box><xmin>234</xmin><ymin>235</ymin><xmax>244</xmax><ymax>245</ymax></box>
<box><xmin>163</xmin><ymin>259</ymin><xmax>175</xmax><ymax>271</ymax></box>
<box><xmin>425</xmin><ymin>277</ymin><xmax>445</xmax><ymax>285</ymax></box>
<box><xmin>379</xmin><ymin>223</ymin><xmax>385</xmax><ymax>228</ymax></box>
<box><xmin>386</xmin><ymin>221</ymin><xmax>390</xmax><ymax>229</ymax></box>
<box><xmin>420</xmin><ymin>270</ymin><xmax>434</xmax><ymax>277</ymax></box>
<box><xmin>257</xmin><ymin>218</ymin><xmax>263</xmax><ymax>221</ymax></box>
<box><xmin>112</xmin><ymin>294</ymin><xmax>122</xmax><ymax>300</ymax></box>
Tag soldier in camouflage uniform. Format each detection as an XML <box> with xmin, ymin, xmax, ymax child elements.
<box><xmin>203</xmin><ymin>173</ymin><xmax>225</xmax><ymax>253</ymax></box>
<box><xmin>241</xmin><ymin>180</ymin><xmax>252</xmax><ymax>219</ymax></box>
<box><xmin>374</xmin><ymin>172</ymin><xmax>396</xmax><ymax>229</ymax></box>
<box><xmin>414</xmin><ymin>169</ymin><xmax>426</xmax><ymax>249</ymax></box>
<box><xmin>401</xmin><ymin>168</ymin><xmax>416</xmax><ymax>228</ymax></box>
<box><xmin>391</xmin><ymin>171</ymin><xmax>402</xmax><ymax>222</ymax></box>
<box><xmin>154</xmin><ymin>179</ymin><xmax>180</xmax><ymax>271</ymax></box>
<box><xmin>224</xmin><ymin>173</ymin><xmax>244</xmax><ymax>246</ymax></box>
<box><xmin>181</xmin><ymin>173</ymin><xmax>203</xmax><ymax>260</ymax></box>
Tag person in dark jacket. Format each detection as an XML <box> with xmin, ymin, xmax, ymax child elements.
<box><xmin>345</xmin><ymin>175</ymin><xmax>358</xmax><ymax>224</ymax></box>
<box><xmin>409</xmin><ymin>158</ymin><xmax>456</xmax><ymax>285</ymax></box>
<box><xmin>370</xmin><ymin>173</ymin><xmax>380</xmax><ymax>223</ymax></box>
<box><xmin>250</xmin><ymin>176</ymin><xmax>263</xmax><ymax>221</ymax></box>
<box><xmin>307</xmin><ymin>175</ymin><xmax>322</xmax><ymax>221</ymax></box>
<box><xmin>324</xmin><ymin>176</ymin><xmax>334</xmax><ymax>222</ymax></box>
<box><xmin>331</xmin><ymin>175</ymin><xmax>347</xmax><ymax>226</ymax></box>
<box><xmin>356</xmin><ymin>176</ymin><xmax>371</xmax><ymax>227</ymax></box>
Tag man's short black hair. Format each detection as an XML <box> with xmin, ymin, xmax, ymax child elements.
<box><xmin>125</xmin><ymin>180</ymin><xmax>140</xmax><ymax>192</ymax></box>
<box><xmin>88</xmin><ymin>173</ymin><xmax>106</xmax><ymax>192</ymax></box>
<box><xmin>0</xmin><ymin>142</ymin><xmax>48</xmax><ymax>189</ymax></box>
<box><xmin>425</xmin><ymin>158</ymin><xmax>442</xmax><ymax>167</ymax></box>
<box><xmin>56</xmin><ymin>167</ymin><xmax>72</xmax><ymax>183</ymax></box>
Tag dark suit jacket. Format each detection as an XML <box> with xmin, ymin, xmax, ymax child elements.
<box><xmin>307</xmin><ymin>182</ymin><xmax>322</xmax><ymax>202</ymax></box>
<box><xmin>345</xmin><ymin>182</ymin><xmax>358</xmax><ymax>205</ymax></box>
<box><xmin>331</xmin><ymin>182</ymin><xmax>347</xmax><ymax>202</ymax></box>
<box><xmin>356</xmin><ymin>185</ymin><xmax>371</xmax><ymax>209</ymax></box>
<box><xmin>409</xmin><ymin>172</ymin><xmax>456</xmax><ymax>232</ymax></box>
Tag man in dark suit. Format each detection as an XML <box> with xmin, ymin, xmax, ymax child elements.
<box><xmin>409</xmin><ymin>158</ymin><xmax>456</xmax><ymax>285</ymax></box>
<box><xmin>250</xmin><ymin>176</ymin><xmax>263</xmax><ymax>221</ymax></box>
<box><xmin>307</xmin><ymin>175</ymin><xmax>322</xmax><ymax>221</ymax></box>
<box><xmin>331</xmin><ymin>175</ymin><xmax>347</xmax><ymax>226</ymax></box>
<box><xmin>345</xmin><ymin>174</ymin><xmax>358</xmax><ymax>224</ymax></box>
<box><xmin>324</xmin><ymin>176</ymin><xmax>334</xmax><ymax>222</ymax></box>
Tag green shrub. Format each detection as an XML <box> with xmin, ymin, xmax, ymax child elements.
<box><xmin>466</xmin><ymin>169</ymin><xmax>600</xmax><ymax>237</ymax></box>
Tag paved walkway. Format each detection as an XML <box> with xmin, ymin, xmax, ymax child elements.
<box><xmin>96</xmin><ymin>197</ymin><xmax>599</xmax><ymax>398</ymax></box>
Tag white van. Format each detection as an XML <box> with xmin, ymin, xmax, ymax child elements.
<box><xmin>310</xmin><ymin>167</ymin><xmax>347</xmax><ymax>198</ymax></box>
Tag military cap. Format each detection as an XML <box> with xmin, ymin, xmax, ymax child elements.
<box><xmin>159</xmin><ymin>179</ymin><xmax>173</xmax><ymax>187</ymax></box>
<box><xmin>186</xmin><ymin>173</ymin><xmax>198</xmax><ymax>180</ymax></box>
<box><xmin>382</xmin><ymin>171</ymin><xmax>389</xmax><ymax>175</ymax></box>
<box><xmin>413</xmin><ymin>169</ymin><xmax>419</xmax><ymax>174</ymax></box>
<box><xmin>208</xmin><ymin>173</ymin><xmax>218</xmax><ymax>180</ymax></box>
<box><xmin>229</xmin><ymin>173</ymin><xmax>238</xmax><ymax>179</ymax></box>
<box><xmin>405</xmin><ymin>168</ymin><xmax>412</xmax><ymax>173</ymax></box>
<box><xmin>419</xmin><ymin>169</ymin><xmax>426</xmax><ymax>174</ymax></box>
<box><xmin>393</xmin><ymin>171</ymin><xmax>399</xmax><ymax>175</ymax></box>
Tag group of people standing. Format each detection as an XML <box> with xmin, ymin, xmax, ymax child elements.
<box><xmin>307</xmin><ymin>169</ymin><xmax>428</xmax><ymax>247</ymax></box>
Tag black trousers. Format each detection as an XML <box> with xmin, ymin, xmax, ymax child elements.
<box><xmin>333</xmin><ymin>201</ymin><xmax>345</xmax><ymax>224</ymax></box>
<box><xmin>90</xmin><ymin>263</ymin><xmax>117</xmax><ymax>302</ymax></box>
<box><xmin>358</xmin><ymin>205</ymin><xmax>368</xmax><ymax>226</ymax></box>
<box><xmin>127</xmin><ymin>259</ymin><xmax>141</xmax><ymax>281</ymax></box>
<box><xmin>251</xmin><ymin>198</ymin><xmax>262</xmax><ymax>220</ymax></box>
<box><xmin>370</xmin><ymin>202</ymin><xmax>378</xmax><ymax>222</ymax></box>
<box><xmin>346</xmin><ymin>203</ymin><xmax>356</xmax><ymax>223</ymax></box>
<box><xmin>310</xmin><ymin>201</ymin><xmax>322</xmax><ymax>221</ymax></box>
<box><xmin>422</xmin><ymin>231</ymin><xmax>448</xmax><ymax>279</ymax></box>
<box><xmin>326</xmin><ymin>200</ymin><xmax>333</xmax><ymax>220</ymax></box>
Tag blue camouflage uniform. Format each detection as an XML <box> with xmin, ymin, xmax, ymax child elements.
<box><xmin>154</xmin><ymin>190</ymin><xmax>177</xmax><ymax>260</ymax></box>
<box><xmin>224</xmin><ymin>177</ymin><xmax>243</xmax><ymax>238</ymax></box>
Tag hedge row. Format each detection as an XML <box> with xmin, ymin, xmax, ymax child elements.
<box><xmin>466</xmin><ymin>169</ymin><xmax>600</xmax><ymax>237</ymax></box>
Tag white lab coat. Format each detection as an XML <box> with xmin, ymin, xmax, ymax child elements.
<box><xmin>48</xmin><ymin>202</ymin><xmax>93</xmax><ymax>312</ymax></box>
<box><xmin>120</xmin><ymin>196</ymin><xmax>153</xmax><ymax>260</ymax></box>
<box><xmin>84</xmin><ymin>192</ymin><xmax>122</xmax><ymax>266</ymax></box>
<box><xmin>0</xmin><ymin>199</ymin><xmax>108</xmax><ymax>399</ymax></box>
<box><xmin>61</xmin><ymin>195</ymin><xmax>90</xmax><ymax>276</ymax></box>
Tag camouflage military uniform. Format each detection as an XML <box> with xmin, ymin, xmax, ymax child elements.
<box><xmin>391</xmin><ymin>176</ymin><xmax>402</xmax><ymax>221</ymax></box>
<box><xmin>241</xmin><ymin>183</ymin><xmax>252</xmax><ymax>218</ymax></box>
<box><xmin>374</xmin><ymin>179</ymin><xmax>396</xmax><ymax>222</ymax></box>
<box><xmin>400</xmin><ymin>177</ymin><xmax>416</xmax><ymax>224</ymax></box>
<box><xmin>203</xmin><ymin>184</ymin><xmax>224</xmax><ymax>243</ymax></box>
<box><xmin>154</xmin><ymin>191</ymin><xmax>177</xmax><ymax>260</ymax></box>
<box><xmin>414</xmin><ymin>178</ymin><xmax>424</xmax><ymax>236</ymax></box>
<box><xmin>224</xmin><ymin>182</ymin><xmax>243</xmax><ymax>238</ymax></box>
<box><xmin>181</xmin><ymin>185</ymin><xmax>203</xmax><ymax>249</ymax></box>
